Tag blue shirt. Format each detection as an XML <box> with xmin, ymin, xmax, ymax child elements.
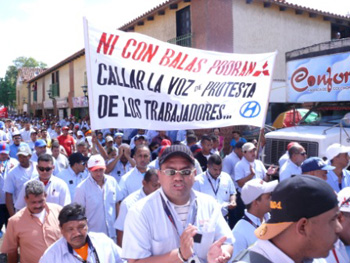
<box><xmin>230</xmin><ymin>137</ymin><xmax>247</xmax><ymax>147</ymax></box>
<box><xmin>326</xmin><ymin>169</ymin><xmax>350</xmax><ymax>193</ymax></box>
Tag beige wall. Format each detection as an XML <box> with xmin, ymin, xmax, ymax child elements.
<box><xmin>58</xmin><ymin>64</ymin><xmax>70</xmax><ymax>98</ymax></box>
<box><xmin>17</xmin><ymin>83</ymin><xmax>28</xmax><ymax>112</ymax></box>
<box><xmin>133</xmin><ymin>2</ymin><xmax>190</xmax><ymax>42</ymax></box>
<box><xmin>73</xmin><ymin>55</ymin><xmax>86</xmax><ymax>97</ymax></box>
<box><xmin>232</xmin><ymin>0</ymin><xmax>331</xmax><ymax>80</ymax></box>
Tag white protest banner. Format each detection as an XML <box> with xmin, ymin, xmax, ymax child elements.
<box><xmin>287</xmin><ymin>52</ymin><xmax>350</xmax><ymax>103</ymax></box>
<box><xmin>83</xmin><ymin>18</ymin><xmax>277</xmax><ymax>130</ymax></box>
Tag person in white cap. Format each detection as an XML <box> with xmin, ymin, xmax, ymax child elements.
<box><xmin>3</xmin><ymin>143</ymin><xmax>39</xmax><ymax>216</ymax></box>
<box><xmin>232</xmin><ymin>178</ymin><xmax>278</xmax><ymax>258</ymax></box>
<box><xmin>74</xmin><ymin>154</ymin><xmax>121</xmax><ymax>241</ymax></box>
<box><xmin>75</xmin><ymin>130</ymin><xmax>85</xmax><ymax>145</ymax></box>
<box><xmin>235</xmin><ymin>142</ymin><xmax>276</xmax><ymax>191</ymax></box>
<box><xmin>326</xmin><ymin>143</ymin><xmax>350</xmax><ymax>192</ymax></box>
<box><xmin>325</xmin><ymin>187</ymin><xmax>350</xmax><ymax>263</ymax></box>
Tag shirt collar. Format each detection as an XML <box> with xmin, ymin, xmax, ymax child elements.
<box><xmin>245</xmin><ymin>210</ymin><xmax>264</xmax><ymax>225</ymax></box>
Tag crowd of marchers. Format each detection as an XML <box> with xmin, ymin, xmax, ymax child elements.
<box><xmin>0</xmin><ymin>114</ymin><xmax>349</xmax><ymax>263</ymax></box>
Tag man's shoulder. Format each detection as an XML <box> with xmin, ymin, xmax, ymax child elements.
<box><xmin>47</xmin><ymin>203</ymin><xmax>63</xmax><ymax>214</ymax></box>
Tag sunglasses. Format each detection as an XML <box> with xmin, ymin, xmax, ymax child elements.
<box><xmin>38</xmin><ymin>166</ymin><xmax>53</xmax><ymax>172</ymax></box>
<box><xmin>298</xmin><ymin>152</ymin><xmax>307</xmax><ymax>156</ymax></box>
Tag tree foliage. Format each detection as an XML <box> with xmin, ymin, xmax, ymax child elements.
<box><xmin>0</xmin><ymin>57</ymin><xmax>47</xmax><ymax>108</ymax></box>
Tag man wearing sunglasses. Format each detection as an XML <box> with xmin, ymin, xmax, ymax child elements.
<box><xmin>279</xmin><ymin>143</ymin><xmax>306</xmax><ymax>182</ymax></box>
<box><xmin>15</xmin><ymin>153</ymin><xmax>71</xmax><ymax>210</ymax></box>
<box><xmin>123</xmin><ymin>144</ymin><xmax>233</xmax><ymax>263</ymax></box>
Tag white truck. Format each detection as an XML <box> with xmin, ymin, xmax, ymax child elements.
<box><xmin>263</xmin><ymin>103</ymin><xmax>350</xmax><ymax>166</ymax></box>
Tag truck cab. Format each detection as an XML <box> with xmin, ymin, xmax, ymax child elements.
<box><xmin>263</xmin><ymin>102</ymin><xmax>350</xmax><ymax>166</ymax></box>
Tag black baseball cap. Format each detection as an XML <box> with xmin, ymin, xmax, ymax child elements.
<box><xmin>255</xmin><ymin>175</ymin><xmax>338</xmax><ymax>240</ymax></box>
<box><xmin>68</xmin><ymin>152</ymin><xmax>89</xmax><ymax>166</ymax></box>
<box><xmin>159</xmin><ymin>144</ymin><xmax>195</xmax><ymax>166</ymax></box>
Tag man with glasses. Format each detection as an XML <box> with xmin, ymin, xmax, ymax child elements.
<box><xmin>39</xmin><ymin>203</ymin><xmax>123</xmax><ymax>263</ymax></box>
<box><xmin>56</xmin><ymin>152</ymin><xmax>89</xmax><ymax>199</ymax></box>
<box><xmin>326</xmin><ymin>187</ymin><xmax>350</xmax><ymax>262</ymax></box>
<box><xmin>123</xmin><ymin>144</ymin><xmax>233</xmax><ymax>263</ymax></box>
<box><xmin>279</xmin><ymin>143</ymin><xmax>306</xmax><ymax>181</ymax></box>
<box><xmin>15</xmin><ymin>154</ymin><xmax>71</xmax><ymax>210</ymax></box>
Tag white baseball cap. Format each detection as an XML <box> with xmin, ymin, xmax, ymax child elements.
<box><xmin>242</xmin><ymin>142</ymin><xmax>256</xmax><ymax>153</ymax></box>
<box><xmin>326</xmin><ymin>143</ymin><xmax>350</xmax><ymax>161</ymax></box>
<box><xmin>338</xmin><ymin>187</ymin><xmax>350</xmax><ymax>213</ymax></box>
<box><xmin>106</xmin><ymin>136</ymin><xmax>113</xmax><ymax>143</ymax></box>
<box><xmin>241</xmin><ymin>179</ymin><xmax>278</xmax><ymax>205</ymax></box>
<box><xmin>87</xmin><ymin>154</ymin><xmax>106</xmax><ymax>171</ymax></box>
<box><xmin>77</xmin><ymin>131</ymin><xmax>84</xmax><ymax>137</ymax></box>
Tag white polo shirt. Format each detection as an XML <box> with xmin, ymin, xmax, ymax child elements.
<box><xmin>3</xmin><ymin>161</ymin><xmax>39</xmax><ymax>203</ymax></box>
<box><xmin>74</xmin><ymin>175</ymin><xmax>121</xmax><ymax>239</ymax></box>
<box><xmin>0</xmin><ymin>157</ymin><xmax>18</xmax><ymax>204</ymax></box>
<box><xmin>193</xmin><ymin>171</ymin><xmax>236</xmax><ymax>216</ymax></box>
<box><xmin>278</xmin><ymin>151</ymin><xmax>289</xmax><ymax>168</ymax></box>
<box><xmin>122</xmin><ymin>188</ymin><xmax>234</xmax><ymax>262</ymax></box>
<box><xmin>326</xmin><ymin>169</ymin><xmax>350</xmax><ymax>193</ymax></box>
<box><xmin>232</xmin><ymin>210</ymin><xmax>269</xmax><ymax>258</ymax></box>
<box><xmin>39</xmin><ymin>232</ymin><xmax>124</xmax><ymax>263</ymax></box>
<box><xmin>279</xmin><ymin>159</ymin><xmax>301</xmax><ymax>182</ymax></box>
<box><xmin>234</xmin><ymin>157</ymin><xmax>267</xmax><ymax>192</ymax></box>
<box><xmin>107</xmin><ymin>159</ymin><xmax>133</xmax><ymax>183</ymax></box>
<box><xmin>14</xmin><ymin>175</ymin><xmax>71</xmax><ymax>210</ymax></box>
<box><xmin>114</xmin><ymin>187</ymin><xmax>146</xmax><ymax>231</ymax></box>
<box><xmin>119</xmin><ymin>167</ymin><xmax>148</xmax><ymax>200</ymax></box>
<box><xmin>222</xmin><ymin>151</ymin><xmax>241</xmax><ymax>188</ymax></box>
<box><xmin>54</xmin><ymin>153</ymin><xmax>69</xmax><ymax>173</ymax></box>
<box><xmin>56</xmin><ymin>166</ymin><xmax>89</xmax><ymax>199</ymax></box>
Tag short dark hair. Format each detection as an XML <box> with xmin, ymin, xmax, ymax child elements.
<box><xmin>210</xmin><ymin>134</ymin><xmax>218</xmax><ymax>142</ymax></box>
<box><xmin>58</xmin><ymin>203</ymin><xmax>86</xmax><ymax>227</ymax></box>
<box><xmin>232</xmin><ymin>130</ymin><xmax>241</xmax><ymax>136</ymax></box>
<box><xmin>187</xmin><ymin>134</ymin><xmax>197</xmax><ymax>145</ymax></box>
<box><xmin>201</xmin><ymin>134</ymin><xmax>212</xmax><ymax>143</ymax></box>
<box><xmin>144</xmin><ymin>168</ymin><xmax>158</xmax><ymax>182</ymax></box>
<box><xmin>208</xmin><ymin>154</ymin><xmax>222</xmax><ymax>166</ymax></box>
<box><xmin>38</xmin><ymin>153</ymin><xmax>53</xmax><ymax>164</ymax></box>
<box><xmin>77</xmin><ymin>141</ymin><xmax>88</xmax><ymax>148</ymax></box>
<box><xmin>51</xmin><ymin>141</ymin><xmax>60</xmax><ymax>149</ymax></box>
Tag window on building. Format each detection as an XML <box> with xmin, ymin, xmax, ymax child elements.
<box><xmin>50</xmin><ymin>71</ymin><xmax>60</xmax><ymax>97</ymax></box>
<box><xmin>331</xmin><ymin>23</ymin><xmax>350</xmax><ymax>40</ymax></box>
<box><xmin>33</xmin><ymin>82</ymin><xmax>37</xmax><ymax>102</ymax></box>
<box><xmin>176</xmin><ymin>6</ymin><xmax>192</xmax><ymax>47</ymax></box>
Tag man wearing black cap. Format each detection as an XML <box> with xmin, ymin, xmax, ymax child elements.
<box><xmin>247</xmin><ymin>175</ymin><xmax>342</xmax><ymax>263</ymax></box>
<box><xmin>56</xmin><ymin>152</ymin><xmax>89</xmax><ymax>199</ymax></box>
<box><xmin>122</xmin><ymin>144</ymin><xmax>233</xmax><ymax>263</ymax></box>
<box><xmin>39</xmin><ymin>203</ymin><xmax>123</xmax><ymax>263</ymax></box>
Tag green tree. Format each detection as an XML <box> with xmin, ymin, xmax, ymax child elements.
<box><xmin>0</xmin><ymin>57</ymin><xmax>47</xmax><ymax>108</ymax></box>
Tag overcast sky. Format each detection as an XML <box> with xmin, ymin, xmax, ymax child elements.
<box><xmin>0</xmin><ymin>0</ymin><xmax>349</xmax><ymax>78</ymax></box>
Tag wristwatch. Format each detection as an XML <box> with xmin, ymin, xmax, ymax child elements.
<box><xmin>178</xmin><ymin>248</ymin><xmax>201</xmax><ymax>263</ymax></box>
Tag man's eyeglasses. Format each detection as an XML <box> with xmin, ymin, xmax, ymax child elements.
<box><xmin>298</xmin><ymin>152</ymin><xmax>307</xmax><ymax>156</ymax></box>
<box><xmin>161</xmin><ymin>169</ymin><xmax>195</xmax><ymax>176</ymax></box>
<box><xmin>38</xmin><ymin>166</ymin><xmax>53</xmax><ymax>172</ymax></box>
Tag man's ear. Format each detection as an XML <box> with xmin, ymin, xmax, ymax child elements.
<box><xmin>295</xmin><ymin>218</ymin><xmax>309</xmax><ymax>237</ymax></box>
